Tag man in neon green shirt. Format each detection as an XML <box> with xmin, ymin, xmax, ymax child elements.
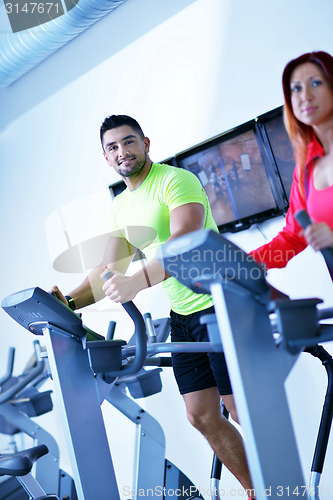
<box><xmin>108</xmin><ymin>153</ymin><xmax>216</xmax><ymax>315</ymax></box>
<box><xmin>52</xmin><ymin>115</ymin><xmax>253</xmax><ymax>494</ymax></box>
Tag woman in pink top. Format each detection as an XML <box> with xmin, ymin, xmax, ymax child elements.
<box><xmin>251</xmin><ymin>51</ymin><xmax>333</xmax><ymax>269</ymax></box>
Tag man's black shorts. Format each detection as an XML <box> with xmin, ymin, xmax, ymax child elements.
<box><xmin>170</xmin><ymin>306</ymin><xmax>232</xmax><ymax>396</ymax></box>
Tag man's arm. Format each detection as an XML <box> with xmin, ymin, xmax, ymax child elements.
<box><xmin>102</xmin><ymin>202</ymin><xmax>205</xmax><ymax>303</ymax></box>
<box><xmin>51</xmin><ymin>235</ymin><xmax>136</xmax><ymax>309</ymax></box>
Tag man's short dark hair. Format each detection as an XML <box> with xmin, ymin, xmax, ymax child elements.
<box><xmin>100</xmin><ymin>115</ymin><xmax>145</xmax><ymax>150</ymax></box>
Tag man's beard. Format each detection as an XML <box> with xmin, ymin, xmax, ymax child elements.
<box><xmin>118</xmin><ymin>153</ymin><xmax>147</xmax><ymax>178</ymax></box>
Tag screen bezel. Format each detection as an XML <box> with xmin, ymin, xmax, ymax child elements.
<box><xmin>256</xmin><ymin>106</ymin><xmax>295</xmax><ymax>208</ymax></box>
<box><xmin>174</xmin><ymin>119</ymin><xmax>285</xmax><ymax>233</ymax></box>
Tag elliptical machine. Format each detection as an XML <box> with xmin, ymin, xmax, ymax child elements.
<box><xmin>1</xmin><ymin>284</ymin><xmax>224</xmax><ymax>500</ymax></box>
<box><xmin>0</xmin><ymin>444</ymin><xmax>60</xmax><ymax>499</ymax></box>
<box><xmin>0</xmin><ymin>341</ymin><xmax>78</xmax><ymax>500</ymax></box>
<box><xmin>157</xmin><ymin>211</ymin><xmax>333</xmax><ymax>500</ymax></box>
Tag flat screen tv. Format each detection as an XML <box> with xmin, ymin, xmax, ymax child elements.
<box><xmin>256</xmin><ymin>106</ymin><xmax>295</xmax><ymax>205</ymax></box>
<box><xmin>109</xmin><ymin>179</ymin><xmax>127</xmax><ymax>198</ymax></box>
<box><xmin>174</xmin><ymin>120</ymin><xmax>285</xmax><ymax>233</ymax></box>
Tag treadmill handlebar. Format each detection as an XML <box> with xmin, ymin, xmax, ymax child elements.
<box><xmin>0</xmin><ymin>347</ymin><xmax>15</xmax><ymax>387</ymax></box>
<box><xmin>117</xmin><ymin>301</ymin><xmax>147</xmax><ymax>376</ymax></box>
<box><xmin>143</xmin><ymin>312</ymin><xmax>157</xmax><ymax>343</ymax></box>
<box><xmin>91</xmin><ymin>270</ymin><xmax>148</xmax><ymax>376</ymax></box>
<box><xmin>0</xmin><ymin>341</ymin><xmax>44</xmax><ymax>405</ymax></box>
<box><xmin>294</xmin><ymin>209</ymin><xmax>333</xmax><ymax>277</ymax></box>
<box><xmin>294</xmin><ymin>209</ymin><xmax>312</xmax><ymax>230</ymax></box>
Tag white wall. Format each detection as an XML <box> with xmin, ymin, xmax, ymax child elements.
<box><xmin>1</xmin><ymin>0</ymin><xmax>333</xmax><ymax>498</ymax></box>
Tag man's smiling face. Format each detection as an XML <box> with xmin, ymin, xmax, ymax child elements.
<box><xmin>102</xmin><ymin>124</ymin><xmax>150</xmax><ymax>179</ymax></box>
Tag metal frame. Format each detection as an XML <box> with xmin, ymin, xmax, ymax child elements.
<box><xmin>43</xmin><ymin>325</ymin><xmax>121</xmax><ymax>500</ymax></box>
<box><xmin>106</xmin><ymin>383</ymin><xmax>165</xmax><ymax>499</ymax></box>
<box><xmin>42</xmin><ymin>323</ymin><xmax>207</xmax><ymax>500</ymax></box>
<box><xmin>211</xmin><ymin>282</ymin><xmax>307</xmax><ymax>499</ymax></box>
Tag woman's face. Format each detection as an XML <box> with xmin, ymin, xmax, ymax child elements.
<box><xmin>290</xmin><ymin>62</ymin><xmax>333</xmax><ymax>128</ymax></box>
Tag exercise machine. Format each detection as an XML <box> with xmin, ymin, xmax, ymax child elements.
<box><xmin>0</xmin><ymin>444</ymin><xmax>60</xmax><ymax>499</ymax></box>
<box><xmin>157</xmin><ymin>224</ymin><xmax>333</xmax><ymax>500</ymax></box>
<box><xmin>3</xmin><ymin>216</ymin><xmax>332</xmax><ymax>499</ymax></box>
<box><xmin>0</xmin><ymin>341</ymin><xmax>78</xmax><ymax>499</ymax></box>
<box><xmin>1</xmin><ymin>287</ymin><xmax>224</xmax><ymax>500</ymax></box>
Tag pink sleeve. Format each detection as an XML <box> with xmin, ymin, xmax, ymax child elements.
<box><xmin>250</xmin><ymin>166</ymin><xmax>308</xmax><ymax>269</ymax></box>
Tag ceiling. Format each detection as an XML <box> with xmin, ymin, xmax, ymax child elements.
<box><xmin>0</xmin><ymin>0</ymin><xmax>126</xmax><ymax>89</ymax></box>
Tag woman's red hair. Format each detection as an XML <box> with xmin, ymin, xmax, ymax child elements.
<box><xmin>282</xmin><ymin>51</ymin><xmax>333</xmax><ymax>198</ymax></box>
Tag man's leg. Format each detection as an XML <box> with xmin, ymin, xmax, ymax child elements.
<box><xmin>222</xmin><ymin>393</ymin><xmax>239</xmax><ymax>423</ymax></box>
<box><xmin>183</xmin><ymin>386</ymin><xmax>254</xmax><ymax>493</ymax></box>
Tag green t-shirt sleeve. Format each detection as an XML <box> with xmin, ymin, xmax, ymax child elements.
<box><xmin>163</xmin><ymin>167</ymin><xmax>206</xmax><ymax>211</ymax></box>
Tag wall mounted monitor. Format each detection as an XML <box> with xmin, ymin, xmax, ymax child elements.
<box><xmin>174</xmin><ymin>120</ymin><xmax>285</xmax><ymax>233</ymax></box>
<box><xmin>109</xmin><ymin>179</ymin><xmax>127</xmax><ymax>198</ymax></box>
<box><xmin>256</xmin><ymin>106</ymin><xmax>295</xmax><ymax>205</ymax></box>
<box><xmin>160</xmin><ymin>157</ymin><xmax>176</xmax><ymax>167</ymax></box>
